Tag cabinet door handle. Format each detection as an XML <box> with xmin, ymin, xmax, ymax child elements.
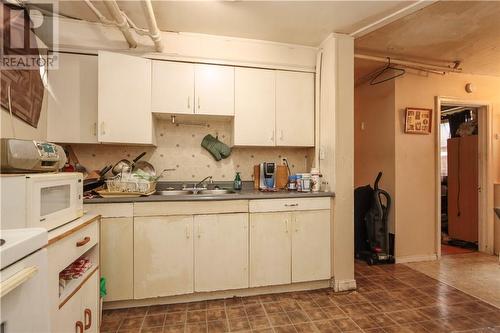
<box><xmin>197</xmin><ymin>97</ymin><xmax>200</xmax><ymax>109</ymax></box>
<box><xmin>75</xmin><ymin>321</ymin><xmax>84</xmax><ymax>333</ymax></box>
<box><xmin>76</xmin><ymin>236</ymin><xmax>90</xmax><ymax>247</ymax></box>
<box><xmin>197</xmin><ymin>224</ymin><xmax>201</xmax><ymax>238</ymax></box>
<box><xmin>84</xmin><ymin>309</ymin><xmax>92</xmax><ymax>330</ymax></box>
<box><xmin>280</xmin><ymin>130</ymin><xmax>284</xmax><ymax>141</ymax></box>
<box><xmin>100</xmin><ymin>122</ymin><xmax>106</xmax><ymax>136</ymax></box>
<box><xmin>187</xmin><ymin>96</ymin><xmax>191</xmax><ymax>109</ymax></box>
<box><xmin>284</xmin><ymin>203</ymin><xmax>299</xmax><ymax>207</ymax></box>
<box><xmin>270</xmin><ymin>130</ymin><xmax>274</xmax><ymax>142</ymax></box>
<box><xmin>93</xmin><ymin>123</ymin><xmax>97</xmax><ymax>136</ymax></box>
<box><xmin>186</xmin><ymin>224</ymin><xmax>190</xmax><ymax>239</ymax></box>
<box><xmin>285</xmin><ymin>219</ymin><xmax>289</xmax><ymax>233</ymax></box>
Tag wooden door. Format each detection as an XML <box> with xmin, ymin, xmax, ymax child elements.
<box><xmin>194</xmin><ymin>64</ymin><xmax>234</xmax><ymax>116</ymax></box>
<box><xmin>291</xmin><ymin>210</ymin><xmax>331</xmax><ymax>282</ymax></box>
<box><xmin>53</xmin><ymin>283</ymin><xmax>82</xmax><ymax>333</ymax></box>
<box><xmin>151</xmin><ymin>61</ymin><xmax>194</xmax><ymax>114</ymax></box>
<box><xmin>81</xmin><ymin>270</ymin><xmax>100</xmax><ymax>333</ymax></box>
<box><xmin>275</xmin><ymin>71</ymin><xmax>314</xmax><ymax>146</ymax></box>
<box><xmin>447</xmin><ymin>135</ymin><xmax>478</xmax><ymax>242</ymax></box>
<box><xmin>234</xmin><ymin>67</ymin><xmax>275</xmax><ymax>146</ymax></box>
<box><xmin>100</xmin><ymin>217</ymin><xmax>133</xmax><ymax>301</ymax></box>
<box><xmin>249</xmin><ymin>212</ymin><xmax>291</xmax><ymax>287</ymax></box>
<box><xmin>47</xmin><ymin>53</ymin><xmax>98</xmax><ymax>143</ymax></box>
<box><xmin>134</xmin><ymin>216</ymin><xmax>194</xmax><ymax>298</ymax></box>
<box><xmin>98</xmin><ymin>51</ymin><xmax>154</xmax><ymax>144</ymax></box>
<box><xmin>194</xmin><ymin>213</ymin><xmax>248</xmax><ymax>291</ymax></box>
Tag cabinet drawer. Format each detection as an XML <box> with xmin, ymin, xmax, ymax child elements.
<box><xmin>249</xmin><ymin>198</ymin><xmax>330</xmax><ymax>213</ymax></box>
<box><xmin>134</xmin><ymin>200</ymin><xmax>248</xmax><ymax>216</ymax></box>
<box><xmin>84</xmin><ymin>203</ymin><xmax>133</xmax><ymax>217</ymax></box>
<box><xmin>49</xmin><ymin>221</ymin><xmax>99</xmax><ymax>272</ymax></box>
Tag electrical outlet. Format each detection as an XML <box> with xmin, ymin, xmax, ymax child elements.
<box><xmin>319</xmin><ymin>149</ymin><xmax>326</xmax><ymax>160</ymax></box>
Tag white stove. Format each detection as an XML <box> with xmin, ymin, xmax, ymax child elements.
<box><xmin>0</xmin><ymin>228</ymin><xmax>50</xmax><ymax>333</ymax></box>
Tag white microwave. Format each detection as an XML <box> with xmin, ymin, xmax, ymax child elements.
<box><xmin>1</xmin><ymin>173</ymin><xmax>83</xmax><ymax>230</ymax></box>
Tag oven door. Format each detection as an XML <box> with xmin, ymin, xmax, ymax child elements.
<box><xmin>0</xmin><ymin>249</ymin><xmax>50</xmax><ymax>333</ymax></box>
<box><xmin>26</xmin><ymin>173</ymin><xmax>83</xmax><ymax>230</ymax></box>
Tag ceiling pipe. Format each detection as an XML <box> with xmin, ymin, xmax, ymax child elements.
<box><xmin>141</xmin><ymin>0</ymin><xmax>164</xmax><ymax>52</ymax></box>
<box><xmin>102</xmin><ymin>0</ymin><xmax>137</xmax><ymax>48</ymax></box>
<box><xmin>355</xmin><ymin>53</ymin><xmax>462</xmax><ymax>73</ymax></box>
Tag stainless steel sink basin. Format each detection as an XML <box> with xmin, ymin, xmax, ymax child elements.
<box><xmin>198</xmin><ymin>189</ymin><xmax>235</xmax><ymax>195</ymax></box>
<box><xmin>155</xmin><ymin>190</ymin><xmax>192</xmax><ymax>196</ymax></box>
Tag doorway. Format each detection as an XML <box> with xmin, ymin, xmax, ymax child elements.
<box><xmin>435</xmin><ymin>97</ymin><xmax>495</xmax><ymax>257</ymax></box>
<box><xmin>440</xmin><ymin>105</ymin><xmax>479</xmax><ymax>255</ymax></box>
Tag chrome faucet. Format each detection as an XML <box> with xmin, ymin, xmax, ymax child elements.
<box><xmin>194</xmin><ymin>176</ymin><xmax>213</xmax><ymax>189</ymax></box>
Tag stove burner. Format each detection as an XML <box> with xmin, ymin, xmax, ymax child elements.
<box><xmin>0</xmin><ymin>239</ymin><xmax>4</xmax><ymax>246</ymax></box>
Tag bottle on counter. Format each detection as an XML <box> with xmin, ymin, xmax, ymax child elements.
<box><xmin>233</xmin><ymin>172</ymin><xmax>242</xmax><ymax>191</ymax></box>
<box><xmin>301</xmin><ymin>173</ymin><xmax>311</xmax><ymax>192</ymax></box>
<box><xmin>288</xmin><ymin>175</ymin><xmax>297</xmax><ymax>191</ymax></box>
<box><xmin>311</xmin><ymin>168</ymin><xmax>322</xmax><ymax>192</ymax></box>
<box><xmin>296</xmin><ymin>174</ymin><xmax>303</xmax><ymax>192</ymax></box>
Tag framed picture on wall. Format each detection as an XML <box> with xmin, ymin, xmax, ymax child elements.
<box><xmin>404</xmin><ymin>108</ymin><xmax>433</xmax><ymax>134</ymax></box>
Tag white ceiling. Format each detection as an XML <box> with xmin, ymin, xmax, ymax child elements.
<box><xmin>355</xmin><ymin>1</ymin><xmax>500</xmax><ymax>77</ymax></box>
<box><xmin>35</xmin><ymin>0</ymin><xmax>419</xmax><ymax>46</ymax></box>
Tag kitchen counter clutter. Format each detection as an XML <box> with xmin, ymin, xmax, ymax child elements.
<box><xmin>85</xmin><ymin>195</ymin><xmax>333</xmax><ymax>308</ymax></box>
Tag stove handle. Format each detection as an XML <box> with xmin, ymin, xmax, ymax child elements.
<box><xmin>0</xmin><ymin>266</ymin><xmax>38</xmax><ymax>298</ymax></box>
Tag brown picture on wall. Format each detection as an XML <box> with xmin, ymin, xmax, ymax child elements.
<box><xmin>404</xmin><ymin>108</ymin><xmax>432</xmax><ymax>134</ymax></box>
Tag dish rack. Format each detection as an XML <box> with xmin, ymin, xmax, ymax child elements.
<box><xmin>104</xmin><ymin>177</ymin><xmax>157</xmax><ymax>194</ymax></box>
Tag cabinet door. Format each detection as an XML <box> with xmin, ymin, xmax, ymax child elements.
<box><xmin>81</xmin><ymin>270</ymin><xmax>100</xmax><ymax>333</ymax></box>
<box><xmin>276</xmin><ymin>71</ymin><xmax>314</xmax><ymax>146</ymax></box>
<box><xmin>100</xmin><ymin>217</ymin><xmax>133</xmax><ymax>301</ymax></box>
<box><xmin>53</xmin><ymin>284</ymin><xmax>82</xmax><ymax>333</ymax></box>
<box><xmin>134</xmin><ymin>216</ymin><xmax>194</xmax><ymax>298</ymax></box>
<box><xmin>194</xmin><ymin>213</ymin><xmax>248</xmax><ymax>291</ymax></box>
<box><xmin>98</xmin><ymin>51</ymin><xmax>154</xmax><ymax>145</ymax></box>
<box><xmin>152</xmin><ymin>61</ymin><xmax>194</xmax><ymax>114</ymax></box>
<box><xmin>249</xmin><ymin>212</ymin><xmax>291</xmax><ymax>287</ymax></box>
<box><xmin>194</xmin><ymin>64</ymin><xmax>234</xmax><ymax>116</ymax></box>
<box><xmin>234</xmin><ymin>68</ymin><xmax>275</xmax><ymax>146</ymax></box>
<box><xmin>292</xmin><ymin>210</ymin><xmax>331</xmax><ymax>282</ymax></box>
<box><xmin>47</xmin><ymin>53</ymin><xmax>98</xmax><ymax>143</ymax></box>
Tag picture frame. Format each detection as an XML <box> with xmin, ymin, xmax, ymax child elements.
<box><xmin>404</xmin><ymin>107</ymin><xmax>433</xmax><ymax>134</ymax></box>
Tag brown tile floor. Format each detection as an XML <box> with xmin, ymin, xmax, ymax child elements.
<box><xmin>101</xmin><ymin>261</ymin><xmax>500</xmax><ymax>333</ymax></box>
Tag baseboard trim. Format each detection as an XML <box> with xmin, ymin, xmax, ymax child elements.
<box><xmin>396</xmin><ymin>254</ymin><xmax>438</xmax><ymax>264</ymax></box>
<box><xmin>331</xmin><ymin>278</ymin><xmax>357</xmax><ymax>292</ymax></box>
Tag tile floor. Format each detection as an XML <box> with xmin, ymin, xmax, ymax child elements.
<box><xmin>101</xmin><ymin>261</ymin><xmax>500</xmax><ymax>333</ymax></box>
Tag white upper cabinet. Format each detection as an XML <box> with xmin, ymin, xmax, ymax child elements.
<box><xmin>47</xmin><ymin>53</ymin><xmax>98</xmax><ymax>144</ymax></box>
<box><xmin>194</xmin><ymin>64</ymin><xmax>234</xmax><ymax>116</ymax></box>
<box><xmin>151</xmin><ymin>61</ymin><xmax>194</xmax><ymax>114</ymax></box>
<box><xmin>276</xmin><ymin>71</ymin><xmax>315</xmax><ymax>146</ymax></box>
<box><xmin>98</xmin><ymin>51</ymin><xmax>154</xmax><ymax>145</ymax></box>
<box><xmin>234</xmin><ymin>68</ymin><xmax>275</xmax><ymax>146</ymax></box>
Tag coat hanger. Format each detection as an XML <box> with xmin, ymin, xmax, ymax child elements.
<box><xmin>370</xmin><ymin>57</ymin><xmax>406</xmax><ymax>85</ymax></box>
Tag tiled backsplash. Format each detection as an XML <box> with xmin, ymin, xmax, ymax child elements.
<box><xmin>72</xmin><ymin>118</ymin><xmax>314</xmax><ymax>181</ymax></box>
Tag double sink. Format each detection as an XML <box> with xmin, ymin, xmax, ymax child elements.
<box><xmin>155</xmin><ymin>188</ymin><xmax>236</xmax><ymax>196</ymax></box>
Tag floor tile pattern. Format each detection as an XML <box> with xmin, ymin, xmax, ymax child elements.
<box><xmin>101</xmin><ymin>261</ymin><xmax>500</xmax><ymax>333</ymax></box>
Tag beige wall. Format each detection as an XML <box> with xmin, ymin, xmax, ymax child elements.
<box><xmin>354</xmin><ymin>80</ymin><xmax>396</xmax><ymax>232</ymax></box>
<box><xmin>0</xmin><ymin>90</ymin><xmax>48</xmax><ymax>140</ymax></box>
<box><xmin>355</xmin><ymin>69</ymin><xmax>500</xmax><ymax>259</ymax></box>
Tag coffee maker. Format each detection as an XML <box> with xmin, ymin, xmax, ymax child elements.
<box><xmin>259</xmin><ymin>162</ymin><xmax>276</xmax><ymax>189</ymax></box>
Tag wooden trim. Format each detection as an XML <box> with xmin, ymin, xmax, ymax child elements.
<box><xmin>48</xmin><ymin>215</ymin><xmax>101</xmax><ymax>246</ymax></box>
<box><xmin>59</xmin><ymin>266</ymin><xmax>99</xmax><ymax>309</ymax></box>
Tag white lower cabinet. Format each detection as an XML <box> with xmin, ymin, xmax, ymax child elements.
<box><xmin>292</xmin><ymin>210</ymin><xmax>331</xmax><ymax>282</ymax></box>
<box><xmin>54</xmin><ymin>270</ymin><xmax>99</xmax><ymax>333</ymax></box>
<box><xmin>100</xmin><ymin>217</ymin><xmax>133</xmax><ymax>301</ymax></box>
<box><xmin>134</xmin><ymin>215</ymin><xmax>194</xmax><ymax>299</ymax></box>
<box><xmin>194</xmin><ymin>213</ymin><xmax>249</xmax><ymax>292</ymax></box>
<box><xmin>249</xmin><ymin>212</ymin><xmax>292</xmax><ymax>287</ymax></box>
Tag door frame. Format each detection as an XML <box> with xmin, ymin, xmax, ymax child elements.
<box><xmin>434</xmin><ymin>96</ymin><xmax>494</xmax><ymax>257</ymax></box>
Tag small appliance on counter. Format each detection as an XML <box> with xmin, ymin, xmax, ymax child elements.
<box><xmin>0</xmin><ymin>138</ymin><xmax>66</xmax><ymax>173</ymax></box>
<box><xmin>254</xmin><ymin>162</ymin><xmax>276</xmax><ymax>190</ymax></box>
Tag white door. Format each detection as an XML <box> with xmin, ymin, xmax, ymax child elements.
<box><xmin>54</xmin><ymin>288</ymin><xmax>82</xmax><ymax>333</ymax></box>
<box><xmin>47</xmin><ymin>53</ymin><xmax>98</xmax><ymax>143</ymax></box>
<box><xmin>275</xmin><ymin>71</ymin><xmax>315</xmax><ymax>146</ymax></box>
<box><xmin>292</xmin><ymin>210</ymin><xmax>331</xmax><ymax>282</ymax></box>
<box><xmin>194</xmin><ymin>214</ymin><xmax>248</xmax><ymax>291</ymax></box>
<box><xmin>151</xmin><ymin>61</ymin><xmax>194</xmax><ymax>114</ymax></box>
<box><xmin>98</xmin><ymin>51</ymin><xmax>154</xmax><ymax>145</ymax></box>
<box><xmin>234</xmin><ymin>68</ymin><xmax>275</xmax><ymax>146</ymax></box>
<box><xmin>81</xmin><ymin>270</ymin><xmax>100</xmax><ymax>333</ymax></box>
<box><xmin>249</xmin><ymin>212</ymin><xmax>291</xmax><ymax>287</ymax></box>
<box><xmin>194</xmin><ymin>64</ymin><xmax>234</xmax><ymax>116</ymax></box>
<box><xmin>100</xmin><ymin>217</ymin><xmax>133</xmax><ymax>301</ymax></box>
<box><xmin>134</xmin><ymin>216</ymin><xmax>194</xmax><ymax>298</ymax></box>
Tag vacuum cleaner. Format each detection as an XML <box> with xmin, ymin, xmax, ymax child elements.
<box><xmin>355</xmin><ymin>172</ymin><xmax>395</xmax><ymax>265</ymax></box>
